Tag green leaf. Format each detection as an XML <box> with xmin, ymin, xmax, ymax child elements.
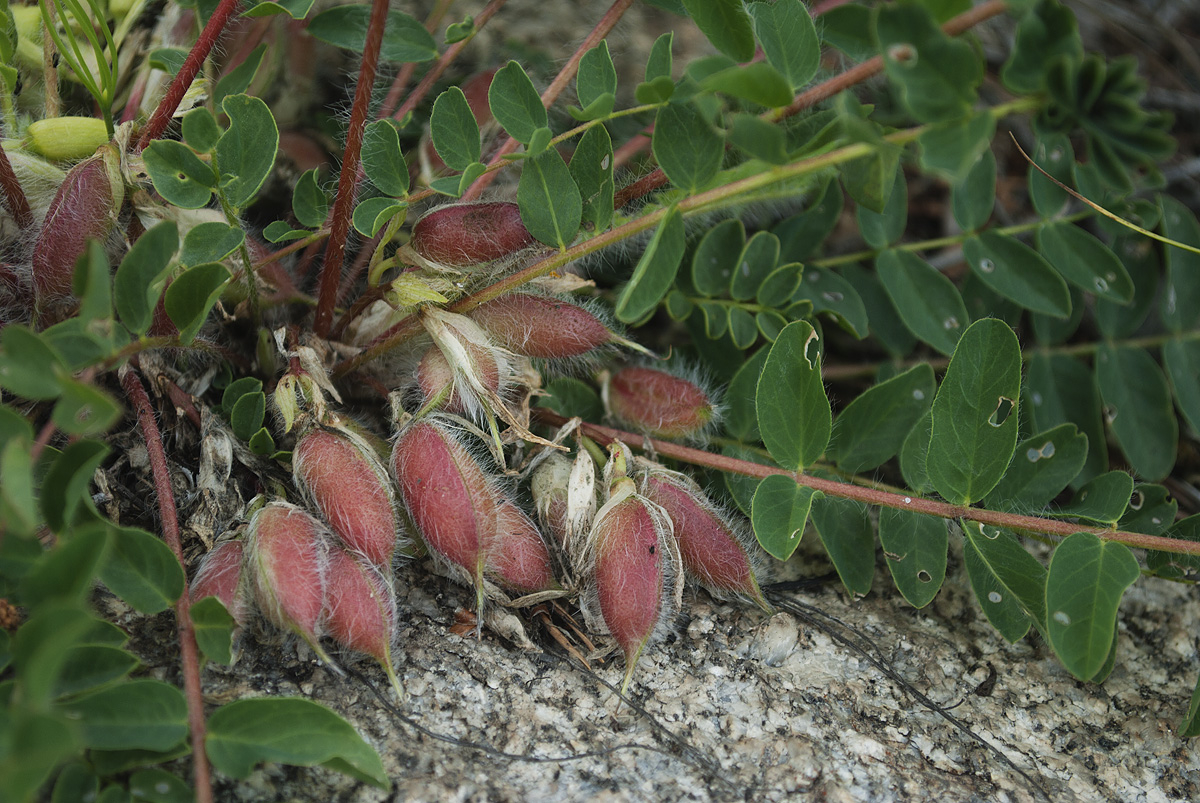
<box><xmin>221</xmin><ymin>377</ymin><xmax>262</xmax><ymax>413</ymax></box>
<box><xmin>828</xmin><ymin>364</ymin><xmax>935</xmax><ymax>474</ymax></box>
<box><xmin>791</xmin><ymin>267</ymin><xmax>868</xmax><ymax>339</ymax></box>
<box><xmin>52</xmin><ymin>379</ymin><xmax>122</xmax><ymax>436</ymax></box>
<box><xmin>165</xmin><ymin>262</ymin><xmax>233</xmax><ymax>345</ymax></box>
<box><xmin>614</xmin><ymin>207</ymin><xmax>685</xmax><ymax>323</ymax></box>
<box><xmin>517</xmin><ymin>148</ymin><xmax>581</xmax><ymax>250</ymax></box>
<box><xmin>1158</xmin><ymin>195</ymin><xmax>1200</xmax><ymax>332</ymax></box>
<box><xmin>129</xmin><ymin>768</ymin><xmax>192</xmax><ymax>803</ymax></box>
<box><xmin>951</xmin><ymin>148</ymin><xmax>996</xmax><ymax>232</ymax></box>
<box><xmin>207</xmin><ymin>698</ymin><xmax>389</xmax><ymax>789</ymax></box>
<box><xmin>756</xmin><ymin>263</ymin><xmax>802</xmax><ymax>308</ymax></box>
<box><xmin>1094</xmin><ymin>235</ymin><xmax>1157</xmax><ymax>340</ymax></box>
<box><xmin>756</xmin><ymin>320</ymin><xmax>831</xmax><ymax>471</ymax></box>
<box><xmin>361</xmin><ymin>120</ymin><xmax>408</xmax><ymax>198</ymax></box>
<box><xmin>181</xmin><ymin>222</ymin><xmax>245</xmax><ymax>267</ymax></box>
<box><xmin>292</xmin><ymin>170</ymin><xmax>331</xmax><ymax>230</ymax></box>
<box><xmin>537</xmin><ymin>377</ymin><xmax>604</xmax><ymax>422</ymax></box>
<box><xmin>984</xmin><ymin>423</ymin><xmax>1088</xmax><ymax>511</ymax></box>
<box><xmin>306</xmin><ymin>6</ymin><xmax>436</xmax><ymax>62</ymax></box>
<box><xmin>730</xmin><ymin>231</ymin><xmax>779</xmax><ymax>301</ymax></box>
<box><xmin>653</xmin><ymin>102</ymin><xmax>723</xmax><ymax>194</ymax></box>
<box><xmin>568</xmin><ymin>124</ymin><xmax>614</xmax><ymax>232</ymax></box>
<box><xmin>748</xmin><ymin>0</ymin><xmax>819</xmax><ymax>90</ymax></box>
<box><xmin>431</xmin><ymin>87</ymin><xmax>482</xmax><ymax>171</ymax></box>
<box><xmin>645</xmin><ymin>31</ymin><xmax>673</xmax><ymax>82</ymax></box>
<box><xmin>916</xmin><ymin>112</ymin><xmax>995</xmax><ymax>182</ymax></box>
<box><xmin>1164</xmin><ymin>336</ymin><xmax>1200</xmax><ymax>438</ymax></box>
<box><xmin>57</xmin><ymin>679</ymin><xmax>188</xmax><ymax>750</ymax></box>
<box><xmin>242</xmin><ymin>0</ymin><xmax>315</xmax><ymax>19</ymax></box>
<box><xmin>699</xmin><ymin>62</ymin><xmax>793</xmax><ymax>108</ymax></box>
<box><xmin>878</xmin><ymin>509</ymin><xmax>946</xmax><ymax>608</ymax></box>
<box><xmin>352</xmin><ymin>197</ymin><xmax>406</xmax><ymax>238</ymax></box>
<box><xmin>248</xmin><ymin>427</ymin><xmax>275</xmax><ymax>456</ymax></box>
<box><xmin>1</xmin><ymin>439</ymin><xmax>40</xmax><ymax>537</ymax></box>
<box><xmin>750</xmin><ymin>475</ymin><xmax>820</xmax><ymax>561</ymax></box>
<box><xmin>262</xmin><ymin>222</ymin><xmax>312</xmax><ymax>242</ymax></box>
<box><xmin>1095</xmin><ymin>344</ymin><xmax>1177</xmax><ymax>481</ymax></box>
<box><xmin>53</xmin><ymin>645</ymin><xmax>139</xmax><ymax>698</ymax></box>
<box><xmin>444</xmin><ymin>14</ymin><xmax>473</xmax><ymax>43</ymax></box>
<box><xmin>1000</xmin><ymin>0</ymin><xmax>1082</xmax><ymax>93</ymax></box>
<box><xmin>99</xmin><ymin>526</ymin><xmax>185</xmax><ymax>615</ymax></box>
<box><xmin>73</xmin><ymin>240</ymin><xmax>113</xmax><ymax>325</ymax></box>
<box><xmin>1182</xmin><ymin>673</ymin><xmax>1200</xmax><ymax>738</ymax></box>
<box><xmin>927</xmin><ymin>318</ymin><xmax>1021</xmax><ymax>505</ymax></box>
<box><xmin>723</xmin><ymin>346</ymin><xmax>769</xmax><ymax>442</ymax></box>
<box><xmin>1051</xmin><ymin>471</ymin><xmax>1134</xmax><ymax>525</ymax></box>
<box><xmin>114</xmin><ymin>221</ymin><xmax>179</xmax><ymax>336</ymax></box>
<box><xmin>1028</xmin><ymin>134</ymin><xmax>1074</xmax><ymax>218</ymax></box>
<box><xmin>876</xmin><ymin>249</ymin><xmax>967</xmax><ymax>356</ymax></box>
<box><xmin>0</xmin><ymin>710</ymin><xmax>78</xmax><ymax>802</ymax></box>
<box><xmin>962</xmin><ymin>521</ymin><xmax>1047</xmax><ymax>642</ymax></box>
<box><xmin>728</xmin><ymin>113</ymin><xmax>789</xmax><ymax>165</ymax></box>
<box><xmin>148</xmin><ymin>47</ymin><xmax>187</xmax><ymax>77</ymax></box>
<box><xmin>810</xmin><ymin>496</ymin><xmax>874</xmax><ymax>595</ymax></box>
<box><xmin>682</xmin><ymin>0</ymin><xmax>754</xmax><ymax>61</ymax></box>
<box><xmin>41</xmin><ymin>439</ymin><xmax>109</xmax><ymax>532</ymax></box>
<box><xmin>691</xmin><ymin>218</ymin><xmax>744</xmax><ymax>297</ymax></box>
<box><xmin>427</xmin><ymin>162</ymin><xmax>487</xmax><ymax>198</ymax></box>
<box><xmin>213</xmin><ymin>43</ymin><xmax>266</xmax><ymax>110</ymax></box>
<box><xmin>90</xmin><ymin>742</ymin><xmax>190</xmax><ymax>776</ymax></box>
<box><xmin>856</xmin><ymin>167</ymin><xmax>907</xmax><ymax>249</ymax></box>
<box><xmin>52</xmin><ymin>761</ymin><xmax>99</xmax><ymax>803</ymax></box>
<box><xmin>18</xmin><ymin>526</ymin><xmax>107</xmax><ymax>608</ymax></box>
<box><xmin>1045</xmin><ymin>532</ymin><xmax>1139</xmax><ymax>681</ymax></box>
<box><xmin>191</xmin><ymin>596</ymin><xmax>236</xmax><ymax>666</ymax></box>
<box><xmin>842</xmin><ymin>263</ymin><xmax>916</xmax><ymax>357</ymax></box>
<box><xmin>14</xmin><ymin>604</ymin><xmax>95</xmax><ymax>707</ymax></box>
<box><xmin>143</xmin><ymin>140</ymin><xmax>216</xmax><ymax>208</ymax></box>
<box><xmin>1036</xmin><ymin>222</ymin><xmax>1133</xmax><ymax>303</ymax></box>
<box><xmin>230</xmin><ymin>391</ymin><xmax>266</xmax><ymax>440</ymax></box>
<box><xmin>821</xmin><ymin>3</ymin><xmax>875</xmax><ymax>61</ymax></box>
<box><xmin>181</xmin><ymin>107</ymin><xmax>222</xmax><ymax>153</ymax></box>
<box><xmin>216</xmin><ymin>94</ymin><xmax>279</xmax><ymax>209</ymax></box>
<box><xmin>697</xmin><ymin>302</ymin><xmax>729</xmax><ymax>339</ymax></box>
<box><xmin>577</xmin><ymin>40</ymin><xmax>617</xmax><ymax>111</ymax></box>
<box><xmin>962</xmin><ymin>232</ymin><xmax>1071</xmax><ymax>318</ymax></box>
<box><xmin>774</xmin><ymin>179</ymin><xmax>843</xmax><ymax>262</ymax></box>
<box><xmin>489</xmin><ymin>61</ymin><xmax>547</xmax><ymax>145</ymax></box>
<box><xmin>1026</xmin><ymin>353</ymin><xmax>1106</xmax><ymax>487</ymax></box>
<box><xmin>875</xmin><ymin>2</ymin><xmax>982</xmax><ymax>123</ymax></box>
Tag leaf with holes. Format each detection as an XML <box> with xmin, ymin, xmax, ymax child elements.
<box><xmin>984</xmin><ymin>423</ymin><xmax>1089</xmax><ymax>511</ymax></box>
<box><xmin>751</xmin><ymin>475</ymin><xmax>821</xmax><ymax>561</ymax></box>
<box><xmin>729</xmin><ymin>231</ymin><xmax>779</xmax><ymax>301</ymax></box>
<box><xmin>1037</xmin><ymin>222</ymin><xmax>1133</xmax><ymax>303</ymax></box>
<box><xmin>878</xmin><ymin>508</ymin><xmax>946</xmax><ymax>608</ymax></box>
<box><xmin>1026</xmin><ymin>353</ymin><xmax>1106</xmax><ymax>487</ymax></box>
<box><xmin>791</xmin><ymin>267</ymin><xmax>869</xmax><ymax>339</ymax></box>
<box><xmin>756</xmin><ymin>321</ymin><xmax>831</xmax><ymax>471</ymax></box>
<box><xmin>962</xmin><ymin>232</ymin><xmax>1071</xmax><ymax>318</ymax></box>
<box><xmin>1159</xmin><ymin>195</ymin><xmax>1200</xmax><ymax>332</ymax></box>
<box><xmin>568</xmin><ymin>124</ymin><xmax>614</xmax><ymax>232</ymax></box>
<box><xmin>962</xmin><ymin>521</ymin><xmax>1047</xmax><ymax>643</ymax></box>
<box><xmin>1045</xmin><ymin>532</ymin><xmax>1139</xmax><ymax>681</ymax></box>
<box><xmin>927</xmin><ymin>319</ymin><xmax>1021</xmax><ymax>504</ymax></box>
<box><xmin>875</xmin><ymin>3</ymin><xmax>982</xmax><ymax>123</ymax></box>
<box><xmin>876</xmin><ymin>249</ymin><xmax>967</xmax><ymax>356</ymax></box>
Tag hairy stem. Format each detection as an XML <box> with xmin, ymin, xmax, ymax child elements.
<box><xmin>121</xmin><ymin>367</ymin><xmax>213</xmax><ymax>803</ymax></box>
<box><xmin>535</xmin><ymin>411</ymin><xmax>1200</xmax><ymax>559</ymax></box>
<box><xmin>378</xmin><ymin>0</ymin><xmax>455</xmax><ymax>119</ymax></box>
<box><xmin>313</xmin><ymin>0</ymin><xmax>390</xmax><ymax>337</ymax></box>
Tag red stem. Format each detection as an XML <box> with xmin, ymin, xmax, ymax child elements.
<box><xmin>121</xmin><ymin>368</ymin><xmax>213</xmax><ymax>803</ymax></box>
<box><xmin>535</xmin><ymin>411</ymin><xmax>1200</xmax><ymax>558</ymax></box>
<box><xmin>0</xmin><ymin>145</ymin><xmax>32</xmax><ymax>229</ymax></box>
<box><xmin>377</xmin><ymin>0</ymin><xmax>454</xmax><ymax>119</ymax></box>
<box><xmin>135</xmin><ymin>0</ymin><xmax>244</xmax><ymax>151</ymax></box>
<box><xmin>312</xmin><ymin>0</ymin><xmax>390</xmax><ymax>337</ymax></box>
<box><xmin>461</xmin><ymin>0</ymin><xmax>635</xmax><ymax>201</ymax></box>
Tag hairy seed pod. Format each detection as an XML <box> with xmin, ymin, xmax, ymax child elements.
<box><xmin>293</xmin><ymin>426</ymin><xmax>403</xmax><ymax>570</ymax></box>
<box><xmin>391</xmin><ymin>419</ymin><xmax>497</xmax><ymax>594</ymax></box>
<box><xmin>487</xmin><ymin>499</ymin><xmax>557</xmax><ymax>594</ymax></box>
<box><xmin>410</xmin><ymin>202</ymin><xmax>534</xmax><ymax>267</ymax></box>
<box><xmin>585</xmin><ymin>468</ymin><xmax>681</xmax><ymax>695</ymax></box>
<box><xmin>416</xmin><ymin>343</ymin><xmax>501</xmax><ymax>416</ymax></box>
<box><xmin>640</xmin><ymin>468</ymin><xmax>771</xmax><ymax>611</ymax></box>
<box><xmin>190</xmin><ymin>539</ymin><xmax>248</xmax><ymax>625</ymax></box>
<box><xmin>32</xmin><ymin>143</ymin><xmax>124</xmax><ymax>323</ymax></box>
<box><xmin>323</xmin><ymin>545</ymin><xmax>403</xmax><ymax>697</ymax></box>
<box><xmin>25</xmin><ymin>116</ymin><xmax>109</xmax><ymax>162</ymax></box>
<box><xmin>467</xmin><ymin>293</ymin><xmax>616</xmax><ymax>360</ymax></box>
<box><xmin>419</xmin><ymin>308</ymin><xmax>513</xmax><ymax>421</ymax></box>
<box><xmin>246</xmin><ymin>501</ymin><xmax>330</xmax><ymax>652</ymax></box>
<box><xmin>530</xmin><ymin>452</ymin><xmax>572</xmax><ymax>545</ymax></box>
<box><xmin>603</xmin><ymin>366</ymin><xmax>716</xmax><ymax>440</ymax></box>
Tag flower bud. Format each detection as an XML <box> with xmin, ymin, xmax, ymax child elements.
<box><xmin>293</xmin><ymin>426</ymin><xmax>403</xmax><ymax>570</ymax></box>
<box><xmin>467</xmin><ymin>293</ymin><xmax>617</xmax><ymax>360</ymax></box>
<box><xmin>530</xmin><ymin>452</ymin><xmax>572</xmax><ymax>545</ymax></box>
<box><xmin>603</xmin><ymin>366</ymin><xmax>716</xmax><ymax>440</ymax></box>
<box><xmin>640</xmin><ymin>467</ymin><xmax>770</xmax><ymax>611</ymax></box>
<box><xmin>409</xmin><ymin>202</ymin><xmax>534</xmax><ymax>268</ymax></box>
<box><xmin>487</xmin><ymin>499</ymin><xmax>557</xmax><ymax>594</ymax></box>
<box><xmin>416</xmin><ymin>343</ymin><xmax>500</xmax><ymax>417</ymax></box>
<box><xmin>323</xmin><ymin>545</ymin><xmax>403</xmax><ymax>698</ymax></box>
<box><xmin>246</xmin><ymin>501</ymin><xmax>330</xmax><ymax>657</ymax></box>
<box><xmin>419</xmin><ymin>307</ymin><xmax>512</xmax><ymax>421</ymax></box>
<box><xmin>190</xmin><ymin>539</ymin><xmax>248</xmax><ymax>625</ymax></box>
<box><xmin>25</xmin><ymin>117</ymin><xmax>110</xmax><ymax>162</ymax></box>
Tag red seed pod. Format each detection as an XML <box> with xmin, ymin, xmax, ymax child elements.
<box><xmin>391</xmin><ymin>419</ymin><xmax>497</xmax><ymax>591</ymax></box>
<box><xmin>603</xmin><ymin>366</ymin><xmax>716</xmax><ymax>440</ymax></box>
<box><xmin>416</xmin><ymin>343</ymin><xmax>501</xmax><ymax>417</ymax></box>
<box><xmin>409</xmin><ymin>202</ymin><xmax>534</xmax><ymax>268</ymax></box>
<box><xmin>487</xmin><ymin>499</ymin><xmax>557</xmax><ymax>594</ymax></box>
<box><xmin>323</xmin><ymin>545</ymin><xmax>403</xmax><ymax>697</ymax></box>
<box><xmin>293</xmin><ymin>426</ymin><xmax>403</xmax><ymax>570</ymax></box>
<box><xmin>246</xmin><ymin>501</ymin><xmax>330</xmax><ymax>653</ymax></box>
<box><xmin>32</xmin><ymin>143</ymin><xmax>124</xmax><ymax>323</ymax></box>
<box><xmin>190</xmin><ymin>539</ymin><xmax>248</xmax><ymax>625</ymax></box>
<box><xmin>467</xmin><ymin>293</ymin><xmax>615</xmax><ymax>360</ymax></box>
<box><xmin>585</xmin><ymin>475</ymin><xmax>681</xmax><ymax>695</ymax></box>
<box><xmin>640</xmin><ymin>468</ymin><xmax>771</xmax><ymax>612</ymax></box>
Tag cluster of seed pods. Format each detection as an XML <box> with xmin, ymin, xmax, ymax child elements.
<box><xmin>188</xmin><ymin>200</ymin><xmax>767</xmax><ymax>696</ymax></box>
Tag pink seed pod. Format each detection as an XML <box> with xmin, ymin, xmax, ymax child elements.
<box><xmin>190</xmin><ymin>539</ymin><xmax>248</xmax><ymax>625</ymax></box>
<box><xmin>419</xmin><ymin>307</ymin><xmax>513</xmax><ymax>422</ymax></box>
<box><xmin>323</xmin><ymin>545</ymin><xmax>403</xmax><ymax>698</ymax></box>
<box><xmin>293</xmin><ymin>425</ymin><xmax>404</xmax><ymax>570</ymax></box>
<box><xmin>639</xmin><ymin>467</ymin><xmax>771</xmax><ymax>612</ymax></box>
<box><xmin>246</xmin><ymin>501</ymin><xmax>331</xmax><ymax>658</ymax></box>
<box><xmin>584</xmin><ymin>468</ymin><xmax>681</xmax><ymax>695</ymax></box>
<box><xmin>467</xmin><ymin>293</ymin><xmax>618</xmax><ymax>360</ymax></box>
<box><xmin>32</xmin><ymin>143</ymin><xmax>124</xmax><ymax>324</ymax></box>
<box><xmin>416</xmin><ymin>342</ymin><xmax>501</xmax><ymax>417</ymax></box>
<box><xmin>603</xmin><ymin>366</ymin><xmax>717</xmax><ymax>440</ymax></box>
<box><xmin>487</xmin><ymin>498</ymin><xmax>557</xmax><ymax>594</ymax></box>
<box><xmin>409</xmin><ymin>202</ymin><xmax>534</xmax><ymax>268</ymax></box>
<box><xmin>391</xmin><ymin>418</ymin><xmax>497</xmax><ymax>597</ymax></box>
